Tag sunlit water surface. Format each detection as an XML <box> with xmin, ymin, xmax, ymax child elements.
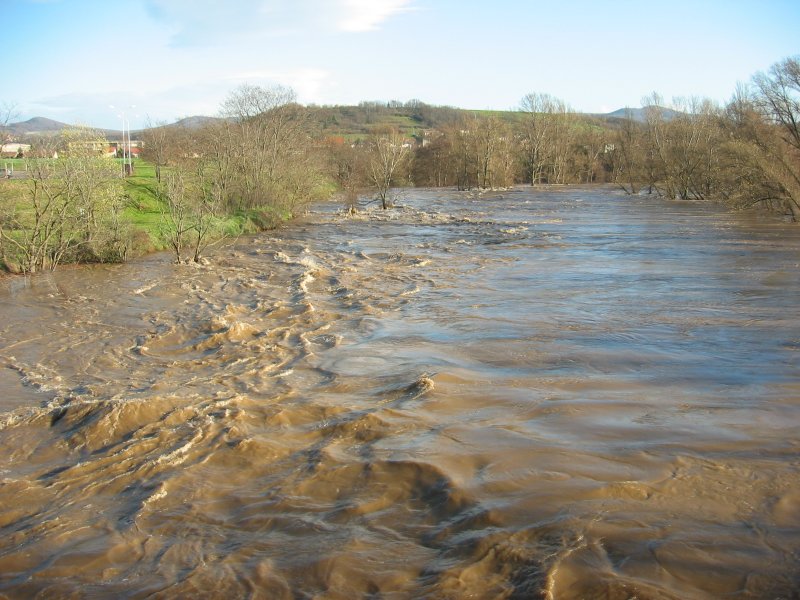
<box><xmin>1</xmin><ymin>187</ymin><xmax>798</xmax><ymax>599</ymax></box>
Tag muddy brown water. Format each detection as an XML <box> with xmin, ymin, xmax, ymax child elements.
<box><xmin>0</xmin><ymin>187</ymin><xmax>798</xmax><ymax>599</ymax></box>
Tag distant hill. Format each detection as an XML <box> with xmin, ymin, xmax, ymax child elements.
<box><xmin>128</xmin><ymin>115</ymin><xmax>225</xmax><ymax>137</ymax></box>
<box><xmin>0</xmin><ymin>116</ymin><xmax>124</xmax><ymax>139</ymax></box>
<box><xmin>600</xmin><ymin>106</ymin><xmax>684</xmax><ymax>123</ymax></box>
<box><xmin>3</xmin><ymin>105</ymin><xmax>680</xmax><ymax>142</ymax></box>
<box><xmin>2</xmin><ymin>116</ymin><xmax>69</xmax><ymax>137</ymax></box>
<box><xmin>171</xmin><ymin>115</ymin><xmax>224</xmax><ymax>130</ymax></box>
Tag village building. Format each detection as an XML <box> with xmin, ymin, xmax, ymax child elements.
<box><xmin>1</xmin><ymin>142</ymin><xmax>32</xmax><ymax>158</ymax></box>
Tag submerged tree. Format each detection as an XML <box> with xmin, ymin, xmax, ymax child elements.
<box><xmin>574</xmin><ymin>122</ymin><xmax>607</xmax><ymax>184</ymax></box>
<box><xmin>518</xmin><ymin>93</ymin><xmax>577</xmax><ymax>184</ymax></box>
<box><xmin>366</xmin><ymin>131</ymin><xmax>410</xmax><ymax>209</ymax></box>
<box><xmin>472</xmin><ymin>115</ymin><xmax>514</xmax><ymax>189</ymax></box>
<box><xmin>639</xmin><ymin>94</ymin><xmax>724</xmax><ymax>200</ymax></box>
<box><xmin>410</xmin><ymin>131</ymin><xmax>455</xmax><ymax>188</ymax></box>
<box><xmin>434</xmin><ymin>114</ymin><xmax>514</xmax><ymax>191</ymax></box>
<box><xmin>326</xmin><ymin>138</ymin><xmax>369</xmax><ymax>213</ymax></box>
<box><xmin>608</xmin><ymin>108</ymin><xmax>645</xmax><ymax>194</ymax></box>
<box><xmin>745</xmin><ymin>56</ymin><xmax>800</xmax><ymax>220</ymax></box>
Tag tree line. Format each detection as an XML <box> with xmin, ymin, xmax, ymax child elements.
<box><xmin>2</xmin><ymin>56</ymin><xmax>798</xmax><ymax>273</ymax></box>
<box><xmin>320</xmin><ymin>55</ymin><xmax>800</xmax><ymax>220</ymax></box>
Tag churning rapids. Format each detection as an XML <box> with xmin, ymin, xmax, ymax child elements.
<box><xmin>0</xmin><ymin>187</ymin><xmax>798</xmax><ymax>599</ymax></box>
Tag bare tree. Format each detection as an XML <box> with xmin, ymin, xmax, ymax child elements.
<box><xmin>752</xmin><ymin>56</ymin><xmax>800</xmax><ymax>151</ymax></box>
<box><xmin>141</xmin><ymin>118</ymin><xmax>171</xmax><ymax>182</ymax></box>
<box><xmin>609</xmin><ymin>108</ymin><xmax>645</xmax><ymax>194</ymax></box>
<box><xmin>641</xmin><ymin>94</ymin><xmax>676</xmax><ymax>197</ymax></box>
<box><xmin>644</xmin><ymin>95</ymin><xmax>722</xmax><ymax>200</ymax></box>
<box><xmin>158</xmin><ymin>166</ymin><xmax>225</xmax><ymax>263</ymax></box>
<box><xmin>518</xmin><ymin>93</ymin><xmax>583</xmax><ymax>184</ymax></box>
<box><xmin>519</xmin><ymin>93</ymin><xmax>556</xmax><ymax>184</ymax></box>
<box><xmin>0</xmin><ymin>102</ymin><xmax>18</xmax><ymax>133</ymax></box>
<box><xmin>367</xmin><ymin>131</ymin><xmax>410</xmax><ymax>208</ymax></box>
<box><xmin>433</xmin><ymin>115</ymin><xmax>515</xmax><ymax>190</ymax></box>
<box><xmin>60</xmin><ymin>126</ymin><xmax>125</xmax><ymax>256</ymax></box>
<box><xmin>724</xmin><ymin>75</ymin><xmax>800</xmax><ymax>220</ymax></box>
<box><xmin>469</xmin><ymin>115</ymin><xmax>514</xmax><ymax>189</ymax></box>
<box><xmin>446</xmin><ymin>119</ymin><xmax>476</xmax><ymax>190</ymax></box>
<box><xmin>0</xmin><ymin>127</ymin><xmax>127</xmax><ymax>272</ymax></box>
<box><xmin>327</xmin><ymin>139</ymin><xmax>368</xmax><ymax>213</ymax></box>
<box><xmin>159</xmin><ymin>170</ymin><xmax>194</xmax><ymax>263</ymax></box>
<box><xmin>410</xmin><ymin>132</ymin><xmax>455</xmax><ymax>188</ymax></box>
<box><xmin>575</xmin><ymin>123</ymin><xmax>607</xmax><ymax>184</ymax></box>
<box><xmin>218</xmin><ymin>84</ymin><xmax>327</xmax><ymax>220</ymax></box>
<box><xmin>1</xmin><ymin>159</ymin><xmax>73</xmax><ymax>272</ymax></box>
<box><xmin>550</xmin><ymin>106</ymin><xmax>578</xmax><ymax>184</ymax></box>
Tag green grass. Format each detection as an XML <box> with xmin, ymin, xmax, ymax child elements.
<box><xmin>315</xmin><ymin>106</ymin><xmax>430</xmax><ymax>141</ymax></box>
<box><xmin>123</xmin><ymin>162</ymin><xmax>163</xmax><ymax>213</ymax></box>
<box><xmin>1</xmin><ymin>158</ymin><xmax>45</xmax><ymax>173</ymax></box>
<box><xmin>119</xmin><ymin>160</ymin><xmax>168</xmax><ymax>250</ymax></box>
<box><xmin>121</xmin><ymin>160</ymin><xmax>260</xmax><ymax>253</ymax></box>
<box><xmin>0</xmin><ymin>177</ymin><xmax>26</xmax><ymax>198</ymax></box>
<box><xmin>467</xmin><ymin>109</ymin><xmax>525</xmax><ymax>125</ymax></box>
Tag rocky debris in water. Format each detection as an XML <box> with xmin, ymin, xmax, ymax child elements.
<box><xmin>410</xmin><ymin>375</ymin><xmax>435</xmax><ymax>397</ymax></box>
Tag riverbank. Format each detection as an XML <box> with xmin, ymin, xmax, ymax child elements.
<box><xmin>0</xmin><ymin>159</ymin><xmax>303</xmax><ymax>274</ymax></box>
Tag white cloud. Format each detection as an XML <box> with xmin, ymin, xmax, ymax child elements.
<box><xmin>336</xmin><ymin>0</ymin><xmax>413</xmax><ymax>32</ymax></box>
<box><xmin>143</xmin><ymin>0</ymin><xmax>302</xmax><ymax>45</ymax></box>
<box><xmin>27</xmin><ymin>82</ymin><xmax>231</xmax><ymax>129</ymax></box>
<box><xmin>142</xmin><ymin>0</ymin><xmax>414</xmax><ymax>43</ymax></box>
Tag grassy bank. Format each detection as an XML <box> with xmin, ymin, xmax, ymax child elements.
<box><xmin>122</xmin><ymin>160</ymin><xmax>271</xmax><ymax>257</ymax></box>
<box><xmin>0</xmin><ymin>159</ymin><xmax>266</xmax><ymax>273</ymax></box>
<box><xmin>121</xmin><ymin>161</ymin><xmax>167</xmax><ymax>250</ymax></box>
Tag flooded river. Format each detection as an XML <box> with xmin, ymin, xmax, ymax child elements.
<box><xmin>0</xmin><ymin>187</ymin><xmax>798</xmax><ymax>599</ymax></box>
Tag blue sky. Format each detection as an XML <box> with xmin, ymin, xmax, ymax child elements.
<box><xmin>3</xmin><ymin>0</ymin><xmax>799</xmax><ymax>129</ymax></box>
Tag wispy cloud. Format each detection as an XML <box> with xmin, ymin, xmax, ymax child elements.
<box><xmin>28</xmin><ymin>82</ymin><xmax>232</xmax><ymax>129</ymax></box>
<box><xmin>143</xmin><ymin>0</ymin><xmax>303</xmax><ymax>46</ymax></box>
<box><xmin>336</xmin><ymin>0</ymin><xmax>414</xmax><ymax>32</ymax></box>
<box><xmin>143</xmin><ymin>0</ymin><xmax>414</xmax><ymax>45</ymax></box>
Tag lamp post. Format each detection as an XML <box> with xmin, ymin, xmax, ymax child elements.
<box><xmin>110</xmin><ymin>105</ymin><xmax>135</xmax><ymax>176</ymax></box>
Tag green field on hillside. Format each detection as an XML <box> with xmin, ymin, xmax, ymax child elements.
<box><xmin>311</xmin><ymin>103</ymin><xmax>526</xmax><ymax>141</ymax></box>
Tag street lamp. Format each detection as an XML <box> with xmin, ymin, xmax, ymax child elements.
<box><xmin>110</xmin><ymin>104</ymin><xmax>135</xmax><ymax>176</ymax></box>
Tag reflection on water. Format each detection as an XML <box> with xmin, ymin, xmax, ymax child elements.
<box><xmin>0</xmin><ymin>187</ymin><xmax>798</xmax><ymax>599</ymax></box>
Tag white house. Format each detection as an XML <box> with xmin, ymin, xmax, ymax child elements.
<box><xmin>1</xmin><ymin>143</ymin><xmax>31</xmax><ymax>158</ymax></box>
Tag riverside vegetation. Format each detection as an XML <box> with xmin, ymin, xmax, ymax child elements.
<box><xmin>2</xmin><ymin>56</ymin><xmax>799</xmax><ymax>274</ymax></box>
